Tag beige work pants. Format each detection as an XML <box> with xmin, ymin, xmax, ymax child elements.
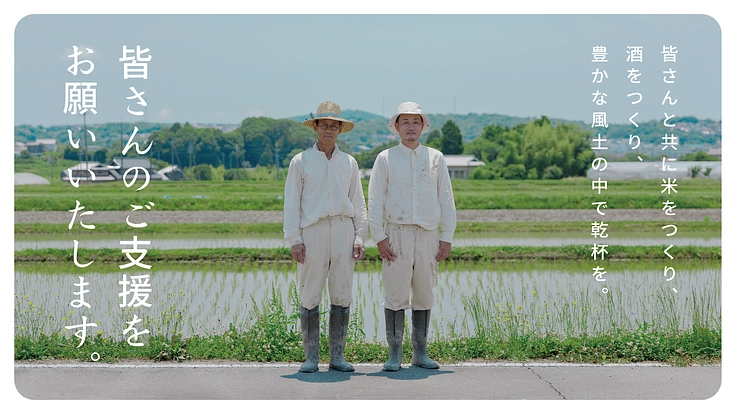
<box><xmin>298</xmin><ymin>216</ymin><xmax>355</xmax><ymax>310</ymax></box>
<box><xmin>381</xmin><ymin>223</ymin><xmax>439</xmax><ymax>311</ymax></box>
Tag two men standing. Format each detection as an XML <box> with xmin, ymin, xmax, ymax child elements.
<box><xmin>284</xmin><ymin>100</ymin><xmax>456</xmax><ymax>373</ymax></box>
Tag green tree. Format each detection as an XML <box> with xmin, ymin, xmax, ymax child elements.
<box><xmin>425</xmin><ymin>129</ymin><xmax>442</xmax><ymax>150</ymax></box>
<box><xmin>679</xmin><ymin>150</ymin><xmax>718</xmax><ymax>161</ymax></box>
<box><xmin>688</xmin><ymin>166</ymin><xmax>702</xmax><ymax>178</ymax></box>
<box><xmin>92</xmin><ymin>148</ymin><xmax>108</xmax><ymax>163</ymax></box>
<box><xmin>440</xmin><ymin>119</ymin><xmax>463</xmax><ymax>154</ymax></box>
<box><xmin>184</xmin><ymin>164</ymin><xmax>214</xmax><ymax>180</ymax></box>
<box><xmin>503</xmin><ymin>163</ymin><xmax>526</xmax><ymax>179</ymax></box>
<box><xmin>469</xmin><ymin>164</ymin><xmax>500</xmax><ymax>180</ymax></box>
<box><xmin>259</xmin><ymin>144</ymin><xmax>274</xmax><ymax>167</ymax></box>
<box><xmin>542</xmin><ymin>165</ymin><xmax>564</xmax><ymax>179</ymax></box>
<box><xmin>353</xmin><ymin>141</ymin><xmax>398</xmax><ymax>169</ymax></box>
<box><xmin>463</xmin><ymin>124</ymin><xmax>507</xmax><ymax>164</ymax></box>
<box><xmin>519</xmin><ymin>118</ymin><xmax>593</xmax><ymax>178</ymax></box>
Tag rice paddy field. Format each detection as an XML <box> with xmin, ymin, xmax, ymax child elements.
<box><xmin>13</xmin><ymin>179</ymin><xmax>721</xmax><ymax>364</ymax></box>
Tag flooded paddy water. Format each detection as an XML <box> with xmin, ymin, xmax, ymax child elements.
<box><xmin>14</xmin><ymin>261</ymin><xmax>720</xmax><ymax>343</ymax></box>
<box><xmin>15</xmin><ymin>210</ymin><xmax>721</xmax><ymax>344</ymax></box>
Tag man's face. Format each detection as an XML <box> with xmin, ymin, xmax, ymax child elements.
<box><xmin>395</xmin><ymin>114</ymin><xmax>423</xmax><ymax>144</ymax></box>
<box><xmin>313</xmin><ymin>119</ymin><xmax>341</xmax><ymax>146</ymax></box>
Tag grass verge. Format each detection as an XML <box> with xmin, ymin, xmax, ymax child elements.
<box><xmin>14</xmin><ymin>245</ymin><xmax>722</xmax><ymax>265</ymax></box>
<box><xmin>14</xmin><ymin>220</ymin><xmax>721</xmax><ymax>235</ymax></box>
<box><xmin>14</xmin><ymin>178</ymin><xmax>721</xmax><ymax>211</ymax></box>
<box><xmin>15</xmin><ymin>286</ymin><xmax>720</xmax><ymax>366</ymax></box>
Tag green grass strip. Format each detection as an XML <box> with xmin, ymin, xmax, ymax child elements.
<box><xmin>14</xmin><ymin>178</ymin><xmax>722</xmax><ymax>211</ymax></box>
<box><xmin>14</xmin><ymin>323</ymin><xmax>720</xmax><ymax>366</ymax></box>
<box><xmin>15</xmin><ymin>220</ymin><xmax>721</xmax><ymax>235</ymax></box>
<box><xmin>14</xmin><ymin>245</ymin><xmax>722</xmax><ymax>264</ymax></box>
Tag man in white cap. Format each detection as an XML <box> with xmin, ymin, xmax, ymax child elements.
<box><xmin>283</xmin><ymin>100</ymin><xmax>368</xmax><ymax>373</ymax></box>
<box><xmin>368</xmin><ymin>102</ymin><xmax>456</xmax><ymax>371</ymax></box>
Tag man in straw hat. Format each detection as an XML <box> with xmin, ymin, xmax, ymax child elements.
<box><xmin>368</xmin><ymin>102</ymin><xmax>456</xmax><ymax>371</ymax></box>
<box><xmin>283</xmin><ymin>100</ymin><xmax>368</xmax><ymax>373</ymax></box>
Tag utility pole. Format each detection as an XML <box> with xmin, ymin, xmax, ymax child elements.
<box><xmin>274</xmin><ymin>143</ymin><xmax>280</xmax><ymax>180</ymax></box>
<box><xmin>234</xmin><ymin>144</ymin><xmax>239</xmax><ymax>180</ymax></box>
<box><xmin>83</xmin><ymin>112</ymin><xmax>88</xmax><ymax>178</ymax></box>
<box><xmin>120</xmin><ymin>120</ymin><xmax>124</xmax><ymax>172</ymax></box>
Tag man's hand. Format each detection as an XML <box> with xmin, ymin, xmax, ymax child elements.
<box><xmin>291</xmin><ymin>243</ymin><xmax>306</xmax><ymax>264</ymax></box>
<box><xmin>353</xmin><ymin>244</ymin><xmax>365</xmax><ymax>260</ymax></box>
<box><xmin>377</xmin><ymin>238</ymin><xmax>397</xmax><ymax>263</ymax></box>
<box><xmin>435</xmin><ymin>241</ymin><xmax>452</xmax><ymax>262</ymax></box>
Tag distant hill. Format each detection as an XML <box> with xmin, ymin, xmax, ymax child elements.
<box><xmin>14</xmin><ymin>122</ymin><xmax>174</xmax><ymax>147</ymax></box>
<box><xmin>289</xmin><ymin>110</ymin><xmax>543</xmax><ymax>150</ymax></box>
<box><xmin>289</xmin><ymin>109</ymin><xmax>386</xmax><ymax>124</ymax></box>
<box><xmin>16</xmin><ymin>113</ymin><xmax>721</xmax><ymax>156</ymax></box>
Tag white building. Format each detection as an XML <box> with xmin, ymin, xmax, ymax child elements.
<box><xmin>444</xmin><ymin>154</ymin><xmax>486</xmax><ymax>179</ymax></box>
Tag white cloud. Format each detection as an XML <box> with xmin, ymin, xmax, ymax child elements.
<box><xmin>245</xmin><ymin>109</ymin><xmax>266</xmax><ymax>118</ymax></box>
<box><xmin>158</xmin><ymin>108</ymin><xmax>173</xmax><ymax>120</ymax></box>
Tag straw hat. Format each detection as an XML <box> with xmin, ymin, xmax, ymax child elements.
<box><xmin>302</xmin><ymin>101</ymin><xmax>355</xmax><ymax>133</ymax></box>
<box><xmin>388</xmin><ymin>102</ymin><xmax>431</xmax><ymax>137</ymax></box>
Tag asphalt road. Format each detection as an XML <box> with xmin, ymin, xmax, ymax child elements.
<box><xmin>13</xmin><ymin>361</ymin><xmax>721</xmax><ymax>400</ymax></box>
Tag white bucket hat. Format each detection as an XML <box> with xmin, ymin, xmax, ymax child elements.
<box><xmin>388</xmin><ymin>102</ymin><xmax>431</xmax><ymax>137</ymax></box>
<box><xmin>302</xmin><ymin>101</ymin><xmax>355</xmax><ymax>133</ymax></box>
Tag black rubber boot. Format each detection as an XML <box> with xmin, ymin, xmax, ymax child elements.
<box><xmin>383</xmin><ymin>308</ymin><xmax>404</xmax><ymax>372</ymax></box>
<box><xmin>299</xmin><ymin>306</ymin><xmax>320</xmax><ymax>373</ymax></box>
<box><xmin>411</xmin><ymin>309</ymin><xmax>439</xmax><ymax>369</ymax></box>
<box><xmin>328</xmin><ymin>305</ymin><xmax>355</xmax><ymax>372</ymax></box>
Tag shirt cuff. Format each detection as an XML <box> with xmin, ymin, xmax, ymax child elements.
<box><xmin>287</xmin><ymin>235</ymin><xmax>304</xmax><ymax>247</ymax></box>
<box><xmin>354</xmin><ymin>234</ymin><xmax>364</xmax><ymax>246</ymax></box>
<box><xmin>371</xmin><ymin>231</ymin><xmax>387</xmax><ymax>245</ymax></box>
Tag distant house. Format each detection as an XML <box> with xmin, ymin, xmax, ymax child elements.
<box><xmin>38</xmin><ymin>139</ymin><xmax>58</xmax><ymax>152</ymax></box>
<box><xmin>14</xmin><ymin>142</ymin><xmax>27</xmax><ymax>157</ymax></box>
<box><xmin>109</xmin><ymin>157</ymin><xmax>155</xmax><ymax>172</ymax></box>
<box><xmin>110</xmin><ymin>157</ymin><xmax>170</xmax><ymax>180</ymax></box>
<box><xmin>61</xmin><ymin>161</ymin><xmax>121</xmax><ymax>183</ymax></box>
<box><xmin>706</xmin><ymin>148</ymin><xmax>721</xmax><ymax>158</ymax></box>
<box><xmin>158</xmin><ymin>165</ymin><xmax>183</xmax><ymax>181</ymax></box>
<box><xmin>444</xmin><ymin>155</ymin><xmax>486</xmax><ymax>179</ymax></box>
<box><xmin>25</xmin><ymin>139</ymin><xmax>57</xmax><ymax>155</ymax></box>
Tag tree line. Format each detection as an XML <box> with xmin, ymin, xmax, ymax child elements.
<box><xmin>28</xmin><ymin>115</ymin><xmax>717</xmax><ymax>181</ymax></box>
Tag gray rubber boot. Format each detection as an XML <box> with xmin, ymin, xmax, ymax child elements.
<box><xmin>411</xmin><ymin>309</ymin><xmax>440</xmax><ymax>369</ymax></box>
<box><xmin>382</xmin><ymin>308</ymin><xmax>404</xmax><ymax>372</ymax></box>
<box><xmin>328</xmin><ymin>305</ymin><xmax>355</xmax><ymax>372</ymax></box>
<box><xmin>299</xmin><ymin>306</ymin><xmax>320</xmax><ymax>373</ymax></box>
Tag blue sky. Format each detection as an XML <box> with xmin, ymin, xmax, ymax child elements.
<box><xmin>13</xmin><ymin>13</ymin><xmax>721</xmax><ymax>126</ymax></box>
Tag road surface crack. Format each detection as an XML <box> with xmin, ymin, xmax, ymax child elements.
<box><xmin>528</xmin><ymin>367</ymin><xmax>566</xmax><ymax>399</ymax></box>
